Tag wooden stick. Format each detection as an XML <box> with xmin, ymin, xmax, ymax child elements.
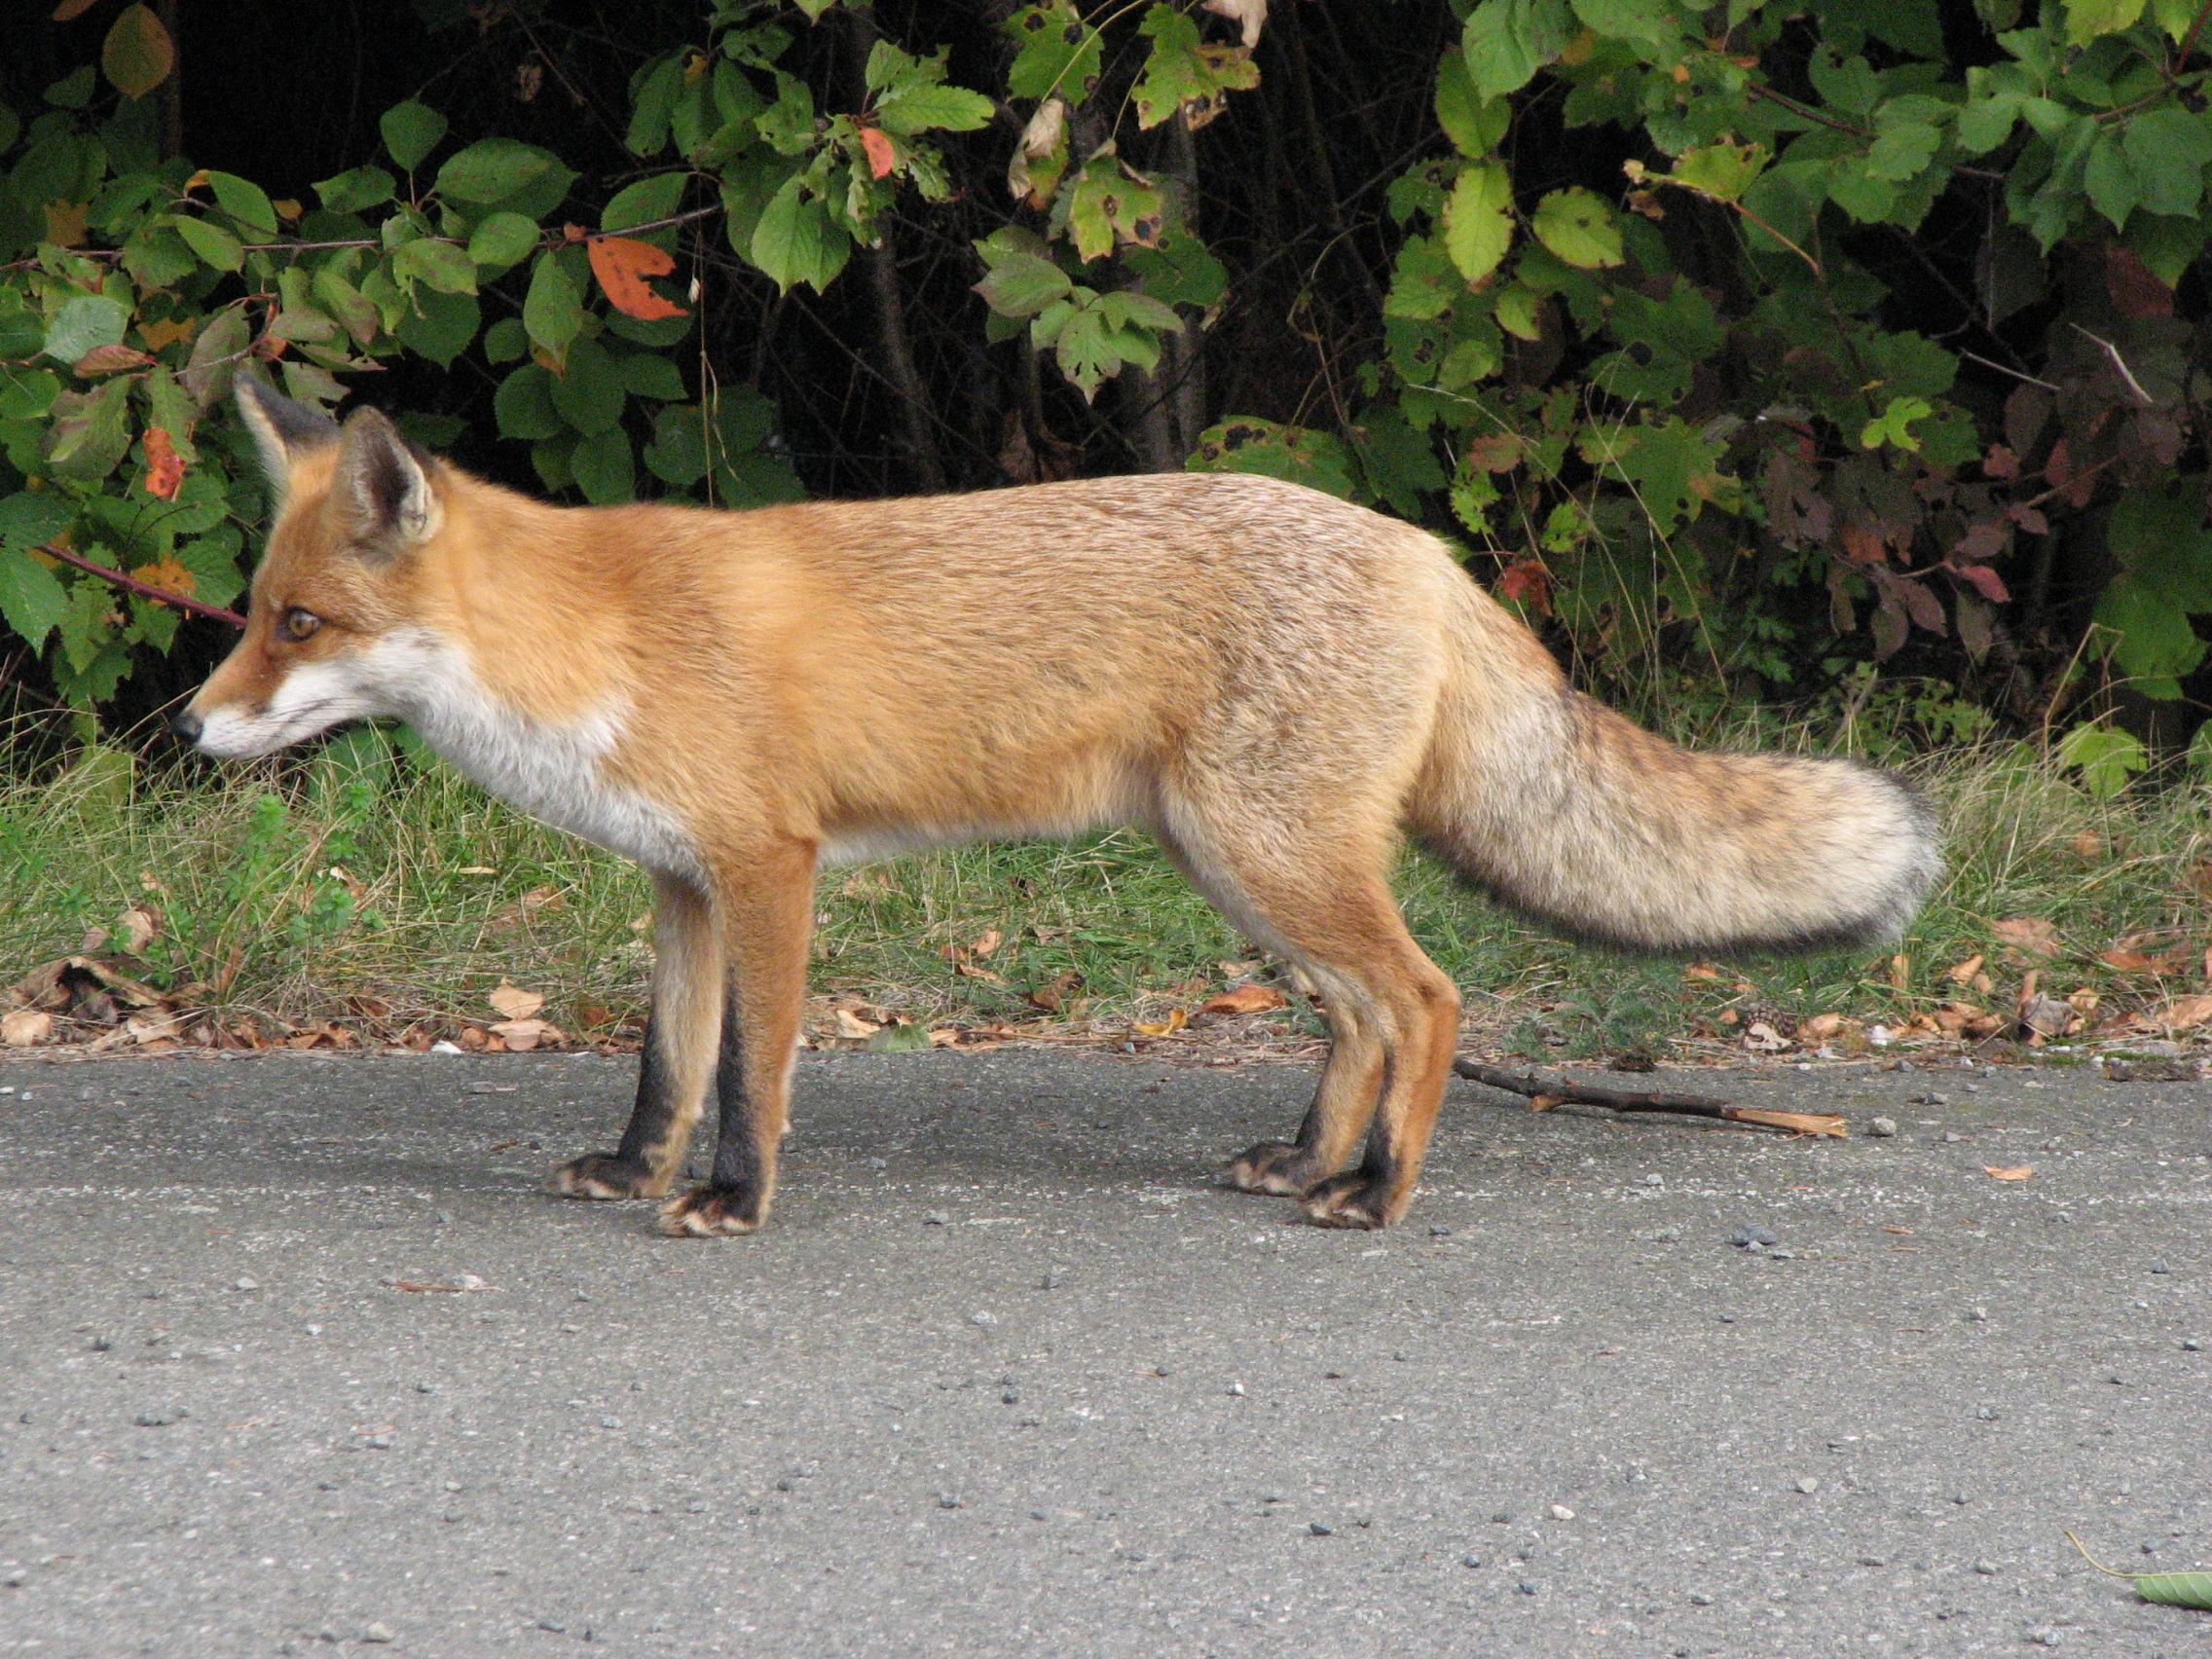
<box><xmin>1452</xmin><ymin>1057</ymin><xmax>1849</xmax><ymax>1138</ymax></box>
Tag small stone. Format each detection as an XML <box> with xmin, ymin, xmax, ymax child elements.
<box><xmin>1548</xmin><ymin>1503</ymin><xmax>1574</xmax><ymax>1520</ymax></box>
<box><xmin>235</xmin><ymin>1276</ymin><xmax>259</xmax><ymax>1292</ymax></box>
<box><xmin>444</xmin><ymin>1481</ymin><xmax>463</xmax><ymax>1493</ymax></box>
<box><xmin>1653</xmin><ymin>1228</ymin><xmax>1680</xmax><ymax>1243</ymax></box>
<box><xmin>1516</xmin><ymin>1580</ymin><xmax>1538</xmax><ymax>1596</ymax></box>
<box><xmin>361</xmin><ymin>1625</ymin><xmax>394</xmax><ymax>1644</ymax></box>
<box><xmin>1428</xmin><ymin>1224</ymin><xmax>1454</xmax><ymax>1236</ymax></box>
<box><xmin>1974</xmin><ymin>1561</ymin><xmax>1999</xmax><ymax>1575</ymax></box>
<box><xmin>2149</xmin><ymin>1262</ymin><xmax>2170</xmax><ymax>1274</ymax></box>
<box><xmin>1919</xmin><ymin>1092</ymin><xmax>1950</xmax><ymax>1106</ymax></box>
<box><xmin>1491</xmin><ymin>1510</ymin><xmax>1513</xmax><ymax>1525</ymax></box>
<box><xmin>1309</xmin><ymin>1521</ymin><xmax>1333</xmax><ymax>1536</ymax></box>
<box><xmin>923</xmin><ymin>1211</ymin><xmax>949</xmax><ymax>1227</ymax></box>
<box><xmin>1227</xmin><ymin>1382</ymin><xmax>1245</xmax><ymax>1397</ymax></box>
<box><xmin>416</xmin><ymin>1382</ymin><xmax>439</xmax><ymax>1394</ymax></box>
<box><xmin>1641</xmin><ymin>1173</ymin><xmax>1664</xmax><ymax>1187</ymax></box>
<box><xmin>305</xmin><ymin>1324</ymin><xmax>322</xmax><ymax>1336</ymax></box>
<box><xmin>599</xmin><ymin>1417</ymin><xmax>621</xmax><ymax>1429</ymax></box>
<box><xmin>1866</xmin><ymin>1117</ymin><xmax>1899</xmax><ymax>1138</ymax></box>
<box><xmin>1859</xmin><ymin>1556</ymin><xmax>1886</xmax><ymax>1567</ymax></box>
<box><xmin>1730</xmin><ymin>1225</ymin><xmax>1780</xmax><ymax>1247</ymax></box>
<box><xmin>2183</xmin><ymin>1339</ymin><xmax>2202</xmax><ymax>1351</ymax></box>
<box><xmin>1689</xmin><ymin>1592</ymin><xmax>1714</xmax><ymax>1606</ymax></box>
<box><xmin>2033</xmin><ymin>1630</ymin><xmax>2063</xmax><ymax>1648</ymax></box>
<box><xmin>1392</xmin><ymin>1350</ymin><xmax>1409</xmax><ymax>1362</ymax></box>
<box><xmin>969</xmin><ymin>1310</ymin><xmax>995</xmax><ymax>1326</ymax></box>
<box><xmin>1976</xmin><ymin>1405</ymin><xmax>1999</xmax><ymax>1420</ymax></box>
<box><xmin>1940</xmin><ymin>1130</ymin><xmax>1967</xmax><ymax>1143</ymax></box>
<box><xmin>367</xmin><ymin>1434</ymin><xmax>392</xmax><ymax>1450</ymax></box>
<box><xmin>133</xmin><ymin>1409</ymin><xmax>185</xmax><ymax>1427</ymax></box>
<box><xmin>937</xmin><ymin>1493</ymin><xmax>960</xmax><ymax>1509</ymax></box>
<box><xmin>1794</xmin><ymin>1477</ymin><xmax>1820</xmax><ymax>1494</ymax></box>
<box><xmin>1461</xmin><ymin>1554</ymin><xmax>1483</xmax><ymax>1568</ymax></box>
<box><xmin>1039</xmin><ymin>1271</ymin><xmax>1063</xmax><ymax>1289</ymax></box>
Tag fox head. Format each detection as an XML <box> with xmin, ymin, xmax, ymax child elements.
<box><xmin>175</xmin><ymin>379</ymin><xmax>449</xmax><ymax>759</ymax></box>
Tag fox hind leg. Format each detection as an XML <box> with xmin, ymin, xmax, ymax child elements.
<box><xmin>548</xmin><ymin>874</ymin><xmax>719</xmax><ymax>1201</ymax></box>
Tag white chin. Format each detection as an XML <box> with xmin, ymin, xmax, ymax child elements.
<box><xmin>195</xmin><ymin>714</ymin><xmax>341</xmax><ymax>759</ymax></box>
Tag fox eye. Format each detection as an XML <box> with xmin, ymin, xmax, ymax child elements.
<box><xmin>276</xmin><ymin>608</ymin><xmax>321</xmax><ymax>643</ymax></box>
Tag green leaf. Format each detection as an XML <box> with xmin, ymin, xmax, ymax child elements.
<box><xmin>1570</xmin><ymin>0</ymin><xmax>1684</xmax><ymax>56</ymax></box>
<box><xmin>172</xmin><ymin>215</ymin><xmax>244</xmax><ymax>273</ymax></box>
<box><xmin>437</xmin><ymin>138</ymin><xmax>564</xmax><ymax>205</ymax></box>
<box><xmin>2121</xmin><ymin>107</ymin><xmax>2212</xmax><ymax>218</ymax></box>
<box><xmin>1007</xmin><ymin>2</ymin><xmax>1103</xmax><ymax>102</ymax></box>
<box><xmin>315</xmin><ymin>165</ymin><xmax>396</xmax><ymax>214</ymax></box>
<box><xmin>2055</xmin><ymin>721</ymin><xmax>2150</xmax><ymax>797</ymax></box>
<box><xmin>522</xmin><ymin>251</ymin><xmax>584</xmax><ymax>367</ymax></box>
<box><xmin>1063</xmin><ymin>161</ymin><xmax>1163</xmax><ymax>262</ymax></box>
<box><xmin>1131</xmin><ymin>4</ymin><xmax>1259</xmax><ymax>129</ymax></box>
<box><xmin>1956</xmin><ymin>89</ymin><xmax>2021</xmax><ymax>155</ymax></box>
<box><xmin>381</xmin><ymin>99</ymin><xmax>448</xmax><ymax>171</ymax></box>
<box><xmin>1669</xmin><ymin>140</ymin><xmax>1767</xmax><ymax>203</ymax></box>
<box><xmin>1463</xmin><ymin>0</ymin><xmax>1573</xmax><ymax>102</ymax></box>
<box><xmin>570</xmin><ymin>427</ymin><xmax>635</xmax><ymax>503</ymax></box>
<box><xmin>626</xmin><ymin>53</ymin><xmax>685</xmax><ymax>158</ymax></box>
<box><xmin>1435</xmin><ymin>52</ymin><xmax>1509</xmax><ymax>159</ymax></box>
<box><xmin>395</xmin><ymin>287</ymin><xmax>479</xmax><ymax>369</ymax></box>
<box><xmin>2083</xmin><ymin>130</ymin><xmax>2141</xmax><ymax>229</ymax></box>
<box><xmin>0</xmin><ymin>491</ymin><xmax>75</xmax><ymax>552</ymax></box>
<box><xmin>101</xmin><ymin>3</ymin><xmax>174</xmax><ymax>100</ymax></box>
<box><xmin>484</xmin><ymin>316</ymin><xmax>529</xmax><ymax>364</ymax></box>
<box><xmin>46</xmin><ymin>382</ymin><xmax>132</xmax><ymax>481</ymax></box>
<box><xmin>1860</xmin><ymin>394</ymin><xmax>1934</xmax><ymax>451</ymax></box>
<box><xmin>0</xmin><ymin>545</ymin><xmax>71</xmax><ymax>653</ymax></box>
<box><xmin>1188</xmin><ymin>418</ymin><xmax>1357</xmax><ymax>498</ymax></box>
<box><xmin>465</xmin><ymin>211</ymin><xmax>541</xmax><ymax>271</ymax></box>
<box><xmin>602</xmin><ymin>172</ymin><xmax>687</xmax><ymax>240</ymax></box>
<box><xmin>877</xmin><ymin>82</ymin><xmax>997</xmax><ymax>137</ymax></box>
<box><xmin>549</xmin><ymin>338</ymin><xmax>626</xmax><ymax>436</ymax></box>
<box><xmin>42</xmin><ymin>294</ymin><xmax>130</xmax><ymax>365</ymax></box>
<box><xmin>973</xmin><ymin>248</ymin><xmax>1073</xmax><ymax>316</ymax></box>
<box><xmin>1530</xmin><ymin>187</ymin><xmax>1623</xmax><ymax>268</ymax></box>
<box><xmin>2064</xmin><ymin>0</ymin><xmax>2147</xmax><ymax>44</ymax></box>
<box><xmin>749</xmin><ymin>177</ymin><xmax>852</xmax><ymax>293</ymax></box>
<box><xmin>204</xmin><ymin>170</ymin><xmax>277</xmax><ymax>237</ymax></box>
<box><xmin>390</xmin><ymin>237</ymin><xmax>479</xmax><ymax>295</ymax></box>
<box><xmin>618</xmin><ymin>352</ymin><xmax>686</xmax><ymax>401</ymax></box>
<box><xmin>1122</xmin><ymin>233</ymin><xmax>1228</xmax><ymax>311</ymax></box>
<box><xmin>1442</xmin><ymin>161</ymin><xmax>1514</xmax><ymax>286</ymax></box>
<box><xmin>1865</xmin><ymin>121</ymin><xmax>1942</xmax><ymax>183</ymax></box>
<box><xmin>494</xmin><ymin>363</ymin><xmax>563</xmax><ymax>441</ymax></box>
<box><xmin>2132</xmin><ymin>1571</ymin><xmax>2212</xmax><ymax>1610</ymax></box>
<box><xmin>643</xmin><ymin>403</ymin><xmax>709</xmax><ymax>486</ymax></box>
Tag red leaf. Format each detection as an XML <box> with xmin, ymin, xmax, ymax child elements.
<box><xmin>2006</xmin><ymin>502</ymin><xmax>2048</xmax><ymax>535</ymax></box>
<box><xmin>585</xmin><ymin>235</ymin><xmax>689</xmax><ymax>322</ymax></box>
<box><xmin>142</xmin><ymin>426</ymin><xmax>184</xmax><ymax>500</ymax></box>
<box><xmin>1950</xmin><ymin>519</ymin><xmax>2009</xmax><ymax>565</ymax></box>
<box><xmin>859</xmin><ymin>127</ymin><xmax>897</xmax><ymax>180</ymax></box>
<box><xmin>2106</xmin><ymin>244</ymin><xmax>2173</xmax><ymax>319</ymax></box>
<box><xmin>1496</xmin><ymin>558</ymin><xmax>1551</xmax><ymax>608</ymax></box>
<box><xmin>1949</xmin><ymin>562</ymin><xmax>2010</xmax><ymax>604</ymax></box>
<box><xmin>1983</xmin><ymin>443</ymin><xmax>2018</xmax><ymax>480</ymax></box>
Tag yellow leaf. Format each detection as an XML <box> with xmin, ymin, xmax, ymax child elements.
<box><xmin>102</xmin><ymin>2</ymin><xmax>175</xmax><ymax>99</ymax></box>
<box><xmin>1984</xmin><ymin>1165</ymin><xmax>2035</xmax><ymax>1181</ymax></box>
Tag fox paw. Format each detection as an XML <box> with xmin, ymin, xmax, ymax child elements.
<box><xmin>1223</xmin><ymin>1140</ymin><xmax>1327</xmax><ymax>1197</ymax></box>
<box><xmin>547</xmin><ymin>1153</ymin><xmax>669</xmax><ymax>1200</ymax></box>
<box><xmin>658</xmin><ymin>1186</ymin><xmax>764</xmax><ymax>1237</ymax></box>
<box><xmin>1298</xmin><ymin>1173</ymin><xmax>1404</xmax><ymax>1231</ymax></box>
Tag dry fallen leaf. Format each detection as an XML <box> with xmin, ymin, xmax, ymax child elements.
<box><xmin>1132</xmin><ymin>1008</ymin><xmax>1190</xmax><ymax>1038</ymax></box>
<box><xmin>1983</xmin><ymin>1165</ymin><xmax>2035</xmax><ymax>1181</ymax></box>
<box><xmin>2</xmin><ymin>1009</ymin><xmax>54</xmax><ymax>1047</ymax></box>
<box><xmin>1945</xmin><ymin>952</ymin><xmax>1985</xmax><ymax>985</ymax></box>
<box><xmin>488</xmin><ymin>1017</ymin><xmax>562</xmax><ymax>1051</ymax></box>
<box><xmin>1742</xmin><ymin>1019</ymin><xmax>1791</xmax><ymax>1052</ymax></box>
<box><xmin>487</xmin><ymin>982</ymin><xmax>544</xmax><ymax>1021</ymax></box>
<box><xmin>1201</xmin><ymin>983</ymin><xmax>1287</xmax><ymax>1015</ymax></box>
<box><xmin>2098</xmin><ymin>947</ymin><xmax>2157</xmax><ymax>972</ymax></box>
<box><xmin>1993</xmin><ymin>916</ymin><xmax>2061</xmax><ymax>958</ymax></box>
<box><xmin>2155</xmin><ymin>993</ymin><xmax>2212</xmax><ymax>1032</ymax></box>
<box><xmin>832</xmin><ymin>1007</ymin><xmax>882</xmax><ymax>1039</ymax></box>
<box><xmin>2070</xmin><ymin>830</ymin><xmax>2104</xmax><ymax>859</ymax></box>
<box><xmin>1727</xmin><ymin>1108</ymin><xmax>1849</xmax><ymax>1138</ymax></box>
<box><xmin>1027</xmin><ymin>970</ymin><xmax>1085</xmax><ymax>1014</ymax></box>
<box><xmin>1682</xmin><ymin>962</ymin><xmax>1720</xmax><ymax>982</ymax></box>
<box><xmin>953</xmin><ymin>962</ymin><xmax>1008</xmax><ymax>985</ymax></box>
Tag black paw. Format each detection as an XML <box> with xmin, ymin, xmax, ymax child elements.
<box><xmin>546</xmin><ymin>1153</ymin><xmax>669</xmax><ymax>1201</ymax></box>
<box><xmin>1223</xmin><ymin>1140</ymin><xmax>1328</xmax><ymax>1197</ymax></box>
<box><xmin>1297</xmin><ymin>1172</ymin><xmax>1404</xmax><ymax>1231</ymax></box>
<box><xmin>657</xmin><ymin>1185</ymin><xmax>765</xmax><ymax>1237</ymax></box>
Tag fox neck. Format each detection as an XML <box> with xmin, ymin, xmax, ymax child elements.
<box><xmin>379</xmin><ymin>625</ymin><xmax>705</xmax><ymax>883</ymax></box>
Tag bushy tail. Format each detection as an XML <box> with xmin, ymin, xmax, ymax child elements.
<box><xmin>1410</xmin><ymin>671</ymin><xmax>1941</xmax><ymax>955</ymax></box>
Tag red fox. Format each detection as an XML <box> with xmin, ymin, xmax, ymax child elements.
<box><xmin>180</xmin><ymin>380</ymin><xmax>1939</xmax><ymax>1235</ymax></box>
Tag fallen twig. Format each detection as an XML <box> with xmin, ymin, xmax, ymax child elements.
<box><xmin>1452</xmin><ymin>1057</ymin><xmax>1849</xmax><ymax>1138</ymax></box>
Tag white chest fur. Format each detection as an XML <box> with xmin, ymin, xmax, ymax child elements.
<box><xmin>371</xmin><ymin>630</ymin><xmax>705</xmax><ymax>881</ymax></box>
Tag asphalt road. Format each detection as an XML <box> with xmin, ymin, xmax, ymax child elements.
<box><xmin>0</xmin><ymin>1045</ymin><xmax>2205</xmax><ymax>1658</ymax></box>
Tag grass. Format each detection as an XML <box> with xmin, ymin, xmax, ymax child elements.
<box><xmin>2</xmin><ymin>719</ymin><xmax>2207</xmax><ymax>1053</ymax></box>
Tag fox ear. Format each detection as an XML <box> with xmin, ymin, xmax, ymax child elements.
<box><xmin>334</xmin><ymin>407</ymin><xmax>441</xmax><ymax>554</ymax></box>
<box><xmin>234</xmin><ymin>374</ymin><xmax>338</xmax><ymax>493</ymax></box>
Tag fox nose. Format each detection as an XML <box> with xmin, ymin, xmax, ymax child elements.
<box><xmin>170</xmin><ymin>708</ymin><xmax>203</xmax><ymax>745</ymax></box>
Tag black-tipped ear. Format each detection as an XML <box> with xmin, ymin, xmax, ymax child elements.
<box><xmin>235</xmin><ymin>374</ymin><xmax>339</xmax><ymax>493</ymax></box>
<box><xmin>334</xmin><ymin>408</ymin><xmax>441</xmax><ymax>553</ymax></box>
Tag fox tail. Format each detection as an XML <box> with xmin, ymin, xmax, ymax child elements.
<box><xmin>1411</xmin><ymin>659</ymin><xmax>1941</xmax><ymax>955</ymax></box>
